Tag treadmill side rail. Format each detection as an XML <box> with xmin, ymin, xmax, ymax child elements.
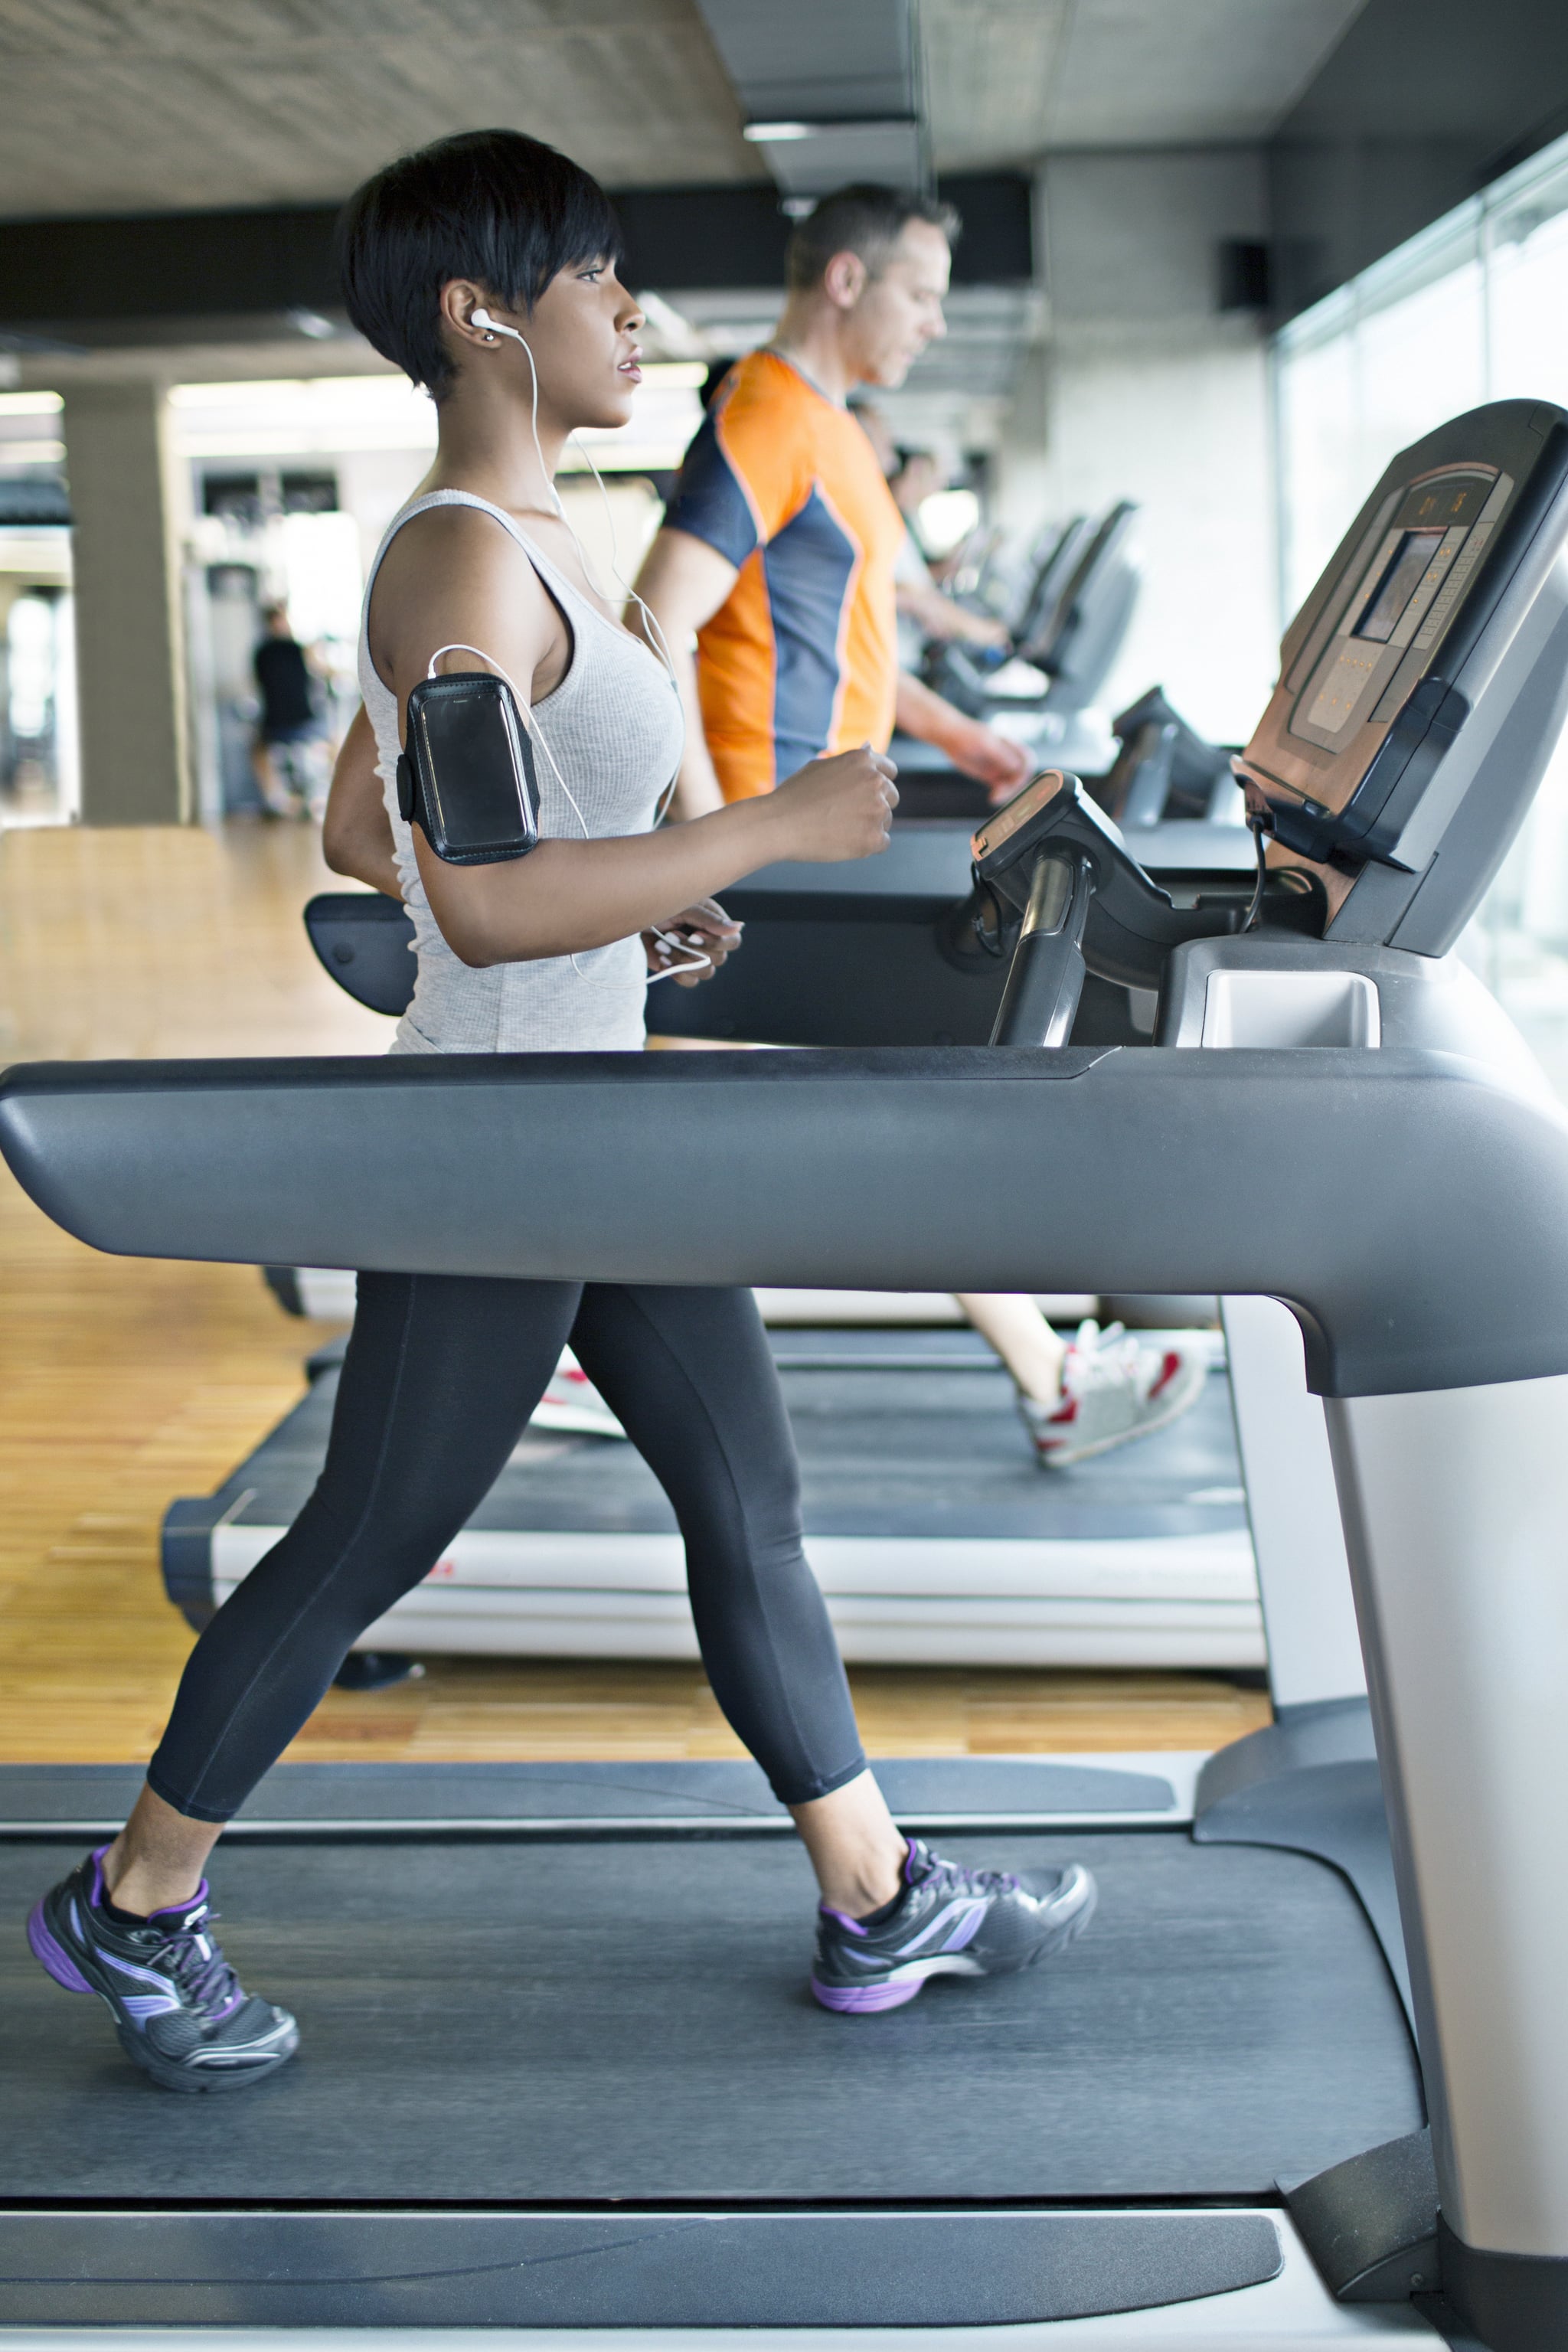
<box><xmin>0</xmin><ymin>2206</ymin><xmax>1285</xmax><ymax>2331</ymax></box>
<box><xmin>7</xmin><ymin>1045</ymin><xmax>1568</xmax><ymax>1399</ymax></box>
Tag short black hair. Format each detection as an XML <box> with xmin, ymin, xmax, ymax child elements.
<box><xmin>339</xmin><ymin>129</ymin><xmax>623</xmax><ymax>399</ymax></box>
<box><xmin>785</xmin><ymin>185</ymin><xmax>959</xmax><ymax>294</ymax></box>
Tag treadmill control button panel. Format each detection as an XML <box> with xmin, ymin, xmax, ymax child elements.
<box><xmin>1288</xmin><ymin>469</ymin><xmax>1505</xmax><ymax>756</ymax></box>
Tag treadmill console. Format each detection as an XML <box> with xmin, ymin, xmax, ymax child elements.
<box><xmin>929</xmin><ymin>505</ymin><xmax>1141</xmax><ymax>723</ymax></box>
<box><xmin>1029</xmin><ymin>500</ymin><xmax>1141</xmax><ymax>690</ymax></box>
<box><xmin>1097</xmin><ymin>686</ymin><xmax>1238</xmax><ymax>828</ymax></box>
<box><xmin>1012</xmin><ymin>515</ymin><xmax>1092</xmax><ymax>655</ymax></box>
<box><xmin>1238</xmin><ymin>400</ymin><xmax>1568</xmax><ymax>949</ymax></box>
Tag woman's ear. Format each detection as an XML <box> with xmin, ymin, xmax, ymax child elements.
<box><xmin>439</xmin><ymin>279</ymin><xmax>498</xmax><ymax>352</ymax></box>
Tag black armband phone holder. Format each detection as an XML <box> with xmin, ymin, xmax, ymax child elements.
<box><xmin>396</xmin><ymin>671</ymin><xmax>541</xmax><ymax>865</ymax></box>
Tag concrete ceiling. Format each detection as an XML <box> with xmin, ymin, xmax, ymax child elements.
<box><xmin>0</xmin><ymin>0</ymin><xmax>1371</xmax><ymax>224</ymax></box>
<box><xmin>0</xmin><ymin>0</ymin><xmax>763</xmax><ymax>220</ymax></box>
<box><xmin>926</xmin><ymin>0</ymin><xmax>1373</xmax><ymax>167</ymax></box>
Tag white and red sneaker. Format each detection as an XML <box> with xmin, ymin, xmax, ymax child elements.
<box><xmin>529</xmin><ymin>1349</ymin><xmax>628</xmax><ymax>1439</ymax></box>
<box><xmin>1021</xmin><ymin>1320</ymin><xmax>1207</xmax><ymax>1468</ymax></box>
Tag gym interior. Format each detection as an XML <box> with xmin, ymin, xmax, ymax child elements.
<box><xmin>3</xmin><ymin>3</ymin><xmax>1568</xmax><ymax>2347</ymax></box>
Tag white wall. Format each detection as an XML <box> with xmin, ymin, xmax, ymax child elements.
<box><xmin>997</xmin><ymin>152</ymin><xmax>1279</xmax><ymax>747</ymax></box>
<box><xmin>335</xmin><ymin>448</ymin><xmax>432</xmax><ymax>582</ymax></box>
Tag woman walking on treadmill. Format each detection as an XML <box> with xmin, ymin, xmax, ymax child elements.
<box><xmin>28</xmin><ymin>130</ymin><xmax>1095</xmax><ymax>2093</ymax></box>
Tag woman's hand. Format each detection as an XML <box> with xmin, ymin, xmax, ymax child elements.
<box><xmin>769</xmin><ymin>745</ymin><xmax>899</xmax><ymax>865</ymax></box>
<box><xmin>643</xmin><ymin>897</ymin><xmax>743</xmax><ymax>988</ymax></box>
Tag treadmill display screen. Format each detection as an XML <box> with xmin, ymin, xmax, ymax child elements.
<box><xmin>1354</xmin><ymin>528</ymin><xmax>1446</xmax><ymax>643</ymax></box>
<box><xmin>973</xmin><ymin>769</ymin><xmax>1067</xmax><ymax>856</ymax></box>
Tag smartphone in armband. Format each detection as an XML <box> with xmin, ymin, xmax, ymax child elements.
<box><xmin>397</xmin><ymin>671</ymin><xmax>541</xmax><ymax>864</ymax></box>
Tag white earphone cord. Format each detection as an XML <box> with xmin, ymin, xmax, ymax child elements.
<box><xmin>424</xmin><ymin>642</ymin><xmax>708</xmax><ymax>985</ymax></box>
<box><xmin>472</xmin><ymin>303</ymin><xmax>684</xmax><ymax>819</ymax></box>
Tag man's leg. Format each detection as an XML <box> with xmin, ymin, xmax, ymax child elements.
<box><xmin>250</xmin><ymin>733</ymin><xmax>296</xmax><ymax>816</ymax></box>
<box><xmin>956</xmin><ymin>1291</ymin><xmax>1067</xmax><ymax>1403</ymax></box>
<box><xmin>960</xmin><ymin>1293</ymin><xmax>1208</xmax><ymax>1470</ymax></box>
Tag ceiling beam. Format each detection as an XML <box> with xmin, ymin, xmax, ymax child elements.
<box><xmin>694</xmin><ymin>0</ymin><xmax>926</xmax><ymax>197</ymax></box>
<box><xmin>0</xmin><ymin>175</ymin><xmax>1033</xmax><ymax>351</ymax></box>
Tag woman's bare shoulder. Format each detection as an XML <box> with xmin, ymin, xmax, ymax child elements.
<box><xmin>369</xmin><ymin>501</ymin><xmax>558</xmax><ymax>684</ymax></box>
<box><xmin>374</xmin><ymin>500</ymin><xmax>547</xmax><ymax>601</ymax></box>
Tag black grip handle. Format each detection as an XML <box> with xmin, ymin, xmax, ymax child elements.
<box><xmin>988</xmin><ymin>849</ymin><xmax>1094</xmax><ymax>1047</ymax></box>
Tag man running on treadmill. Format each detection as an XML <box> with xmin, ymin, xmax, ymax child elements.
<box><xmin>635</xmin><ymin>186</ymin><xmax>1029</xmax><ymax>817</ymax></box>
<box><xmin>634</xmin><ymin>187</ymin><xmax>1207</xmax><ymax>1467</ymax></box>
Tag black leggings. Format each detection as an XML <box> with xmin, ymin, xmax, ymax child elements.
<box><xmin>148</xmin><ymin>1276</ymin><xmax>867</xmax><ymax>1821</ymax></box>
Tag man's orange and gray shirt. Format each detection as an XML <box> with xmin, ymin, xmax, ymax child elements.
<box><xmin>664</xmin><ymin>348</ymin><xmax>905</xmax><ymax>801</ymax></box>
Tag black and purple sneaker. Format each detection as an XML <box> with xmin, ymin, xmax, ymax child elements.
<box><xmin>812</xmin><ymin>1837</ymin><xmax>1097</xmax><ymax>2014</ymax></box>
<box><xmin>27</xmin><ymin>1849</ymin><xmax>298</xmax><ymax>2093</ymax></box>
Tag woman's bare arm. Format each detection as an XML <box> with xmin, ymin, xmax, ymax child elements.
<box><xmin>322</xmin><ymin>704</ymin><xmax>402</xmax><ymax>900</ymax></box>
<box><xmin>372</xmin><ymin>508</ymin><xmax>896</xmax><ymax>970</ymax></box>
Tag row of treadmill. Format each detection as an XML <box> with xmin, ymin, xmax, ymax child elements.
<box><xmin>5</xmin><ymin>398</ymin><xmax>1568</xmax><ymax>2349</ymax></box>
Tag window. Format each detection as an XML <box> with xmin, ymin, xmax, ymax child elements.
<box><xmin>1272</xmin><ymin>129</ymin><xmax>1568</xmax><ymax>1096</ymax></box>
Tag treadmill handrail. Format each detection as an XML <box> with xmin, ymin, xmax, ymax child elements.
<box><xmin>4</xmin><ymin>1045</ymin><xmax>1567</xmax><ymax>1400</ymax></box>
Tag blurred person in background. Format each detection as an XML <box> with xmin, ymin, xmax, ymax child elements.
<box><xmin>250</xmin><ymin>601</ymin><xmax>328</xmax><ymax>819</ymax></box>
<box><xmin>853</xmin><ymin>403</ymin><xmax>1011</xmax><ymax>672</ymax></box>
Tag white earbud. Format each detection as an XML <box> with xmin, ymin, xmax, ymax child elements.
<box><xmin>471</xmin><ymin>305</ymin><xmax>528</xmax><ymax>351</ymax></box>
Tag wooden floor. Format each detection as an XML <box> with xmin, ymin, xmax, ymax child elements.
<box><xmin>0</xmin><ymin>821</ymin><xmax>1270</xmax><ymax>1769</ymax></box>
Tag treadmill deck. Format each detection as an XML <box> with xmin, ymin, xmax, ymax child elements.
<box><xmin>167</xmin><ymin>1328</ymin><xmax>1261</xmax><ymax>1669</ymax></box>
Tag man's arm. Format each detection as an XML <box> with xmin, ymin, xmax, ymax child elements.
<box><xmin>322</xmin><ymin>704</ymin><xmax>403</xmax><ymax>900</ymax></box>
<box><xmin>896</xmin><ymin>671</ymin><xmax>1033</xmax><ymax>803</ymax></box>
<box><xmin>629</xmin><ymin>527</ymin><xmax>740</xmax><ymax>820</ymax></box>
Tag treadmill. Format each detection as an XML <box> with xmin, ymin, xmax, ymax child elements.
<box><xmin>894</xmin><ymin>503</ymin><xmax>1142</xmax><ymax>815</ymax></box>
<box><xmin>227</xmin><ymin>823</ymin><xmax>1259</xmax><ymax>1677</ymax></box>
<box><xmin>167</xmin><ymin>1314</ymin><xmax>1253</xmax><ymax>1672</ymax></box>
<box><xmin>923</xmin><ymin>500</ymin><xmax>1142</xmax><ymax>776</ymax></box>
<box><xmin>5</xmin><ymin>397</ymin><xmax>1568</xmax><ymax>2345</ymax></box>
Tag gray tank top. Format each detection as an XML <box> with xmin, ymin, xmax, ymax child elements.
<box><xmin>358</xmin><ymin>488</ymin><xmax>684</xmax><ymax>1054</ymax></box>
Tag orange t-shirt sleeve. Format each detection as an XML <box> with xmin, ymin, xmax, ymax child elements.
<box><xmin>665</xmin><ymin>358</ymin><xmax>810</xmax><ymax>564</ymax></box>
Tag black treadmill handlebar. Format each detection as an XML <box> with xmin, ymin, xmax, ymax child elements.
<box><xmin>969</xmin><ymin>772</ymin><xmax>1241</xmax><ymax>989</ymax></box>
<box><xmin>4</xmin><ymin>1045</ymin><xmax>1566</xmax><ymax>1401</ymax></box>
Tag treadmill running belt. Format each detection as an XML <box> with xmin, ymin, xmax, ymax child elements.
<box><xmin>1</xmin><ymin>1831</ymin><xmax>1420</xmax><ymax>2203</ymax></box>
<box><xmin>200</xmin><ymin>1335</ymin><xmax>1249</xmax><ymax>1543</ymax></box>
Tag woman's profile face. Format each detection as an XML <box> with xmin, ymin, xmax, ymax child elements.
<box><xmin>519</xmin><ymin>258</ymin><xmax>645</xmax><ymax>433</ymax></box>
